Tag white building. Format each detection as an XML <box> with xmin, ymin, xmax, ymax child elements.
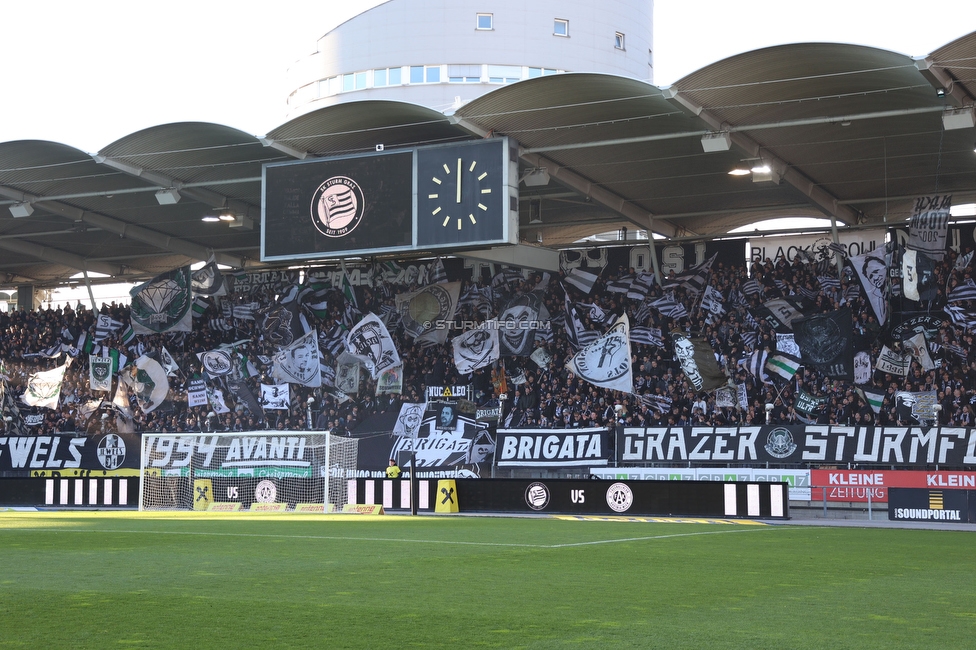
<box><xmin>286</xmin><ymin>0</ymin><xmax>653</xmax><ymax>115</ymax></box>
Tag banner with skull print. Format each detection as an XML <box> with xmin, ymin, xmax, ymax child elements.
<box><xmin>452</xmin><ymin>322</ymin><xmax>500</xmax><ymax>375</ymax></box>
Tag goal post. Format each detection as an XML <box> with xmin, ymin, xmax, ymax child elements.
<box><xmin>139</xmin><ymin>431</ymin><xmax>358</xmax><ymax>512</ymax></box>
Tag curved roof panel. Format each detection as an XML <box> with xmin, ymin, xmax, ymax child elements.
<box><xmin>1</xmin><ymin>35</ymin><xmax>975</xmax><ymax>287</ymax></box>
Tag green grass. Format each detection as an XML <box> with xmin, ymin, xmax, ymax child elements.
<box><xmin>0</xmin><ymin>512</ymin><xmax>974</xmax><ymax>649</ymax></box>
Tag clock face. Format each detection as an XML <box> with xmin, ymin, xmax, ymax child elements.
<box><xmin>416</xmin><ymin>140</ymin><xmax>506</xmax><ymax>247</ymax></box>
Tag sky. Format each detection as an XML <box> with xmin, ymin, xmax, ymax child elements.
<box><xmin>1</xmin><ymin>1</ymin><xmax>974</xmax><ymax>153</ymax></box>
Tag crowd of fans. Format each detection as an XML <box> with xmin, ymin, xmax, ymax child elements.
<box><xmin>2</xmin><ymin>244</ymin><xmax>975</xmax><ymax>438</ymax></box>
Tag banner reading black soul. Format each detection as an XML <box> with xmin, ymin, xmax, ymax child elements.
<box><xmin>0</xmin><ymin>431</ymin><xmax>141</xmax><ymax>477</ymax></box>
<box><xmin>263</xmin><ymin>150</ymin><xmax>413</xmax><ymax>260</ymax></box>
<box><xmin>616</xmin><ymin>426</ymin><xmax>976</xmax><ymax>467</ymax></box>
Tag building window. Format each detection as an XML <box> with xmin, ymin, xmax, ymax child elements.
<box><xmin>528</xmin><ymin>67</ymin><xmax>558</xmax><ymax>79</ymax></box>
<box><xmin>388</xmin><ymin>67</ymin><xmax>402</xmax><ymax>85</ymax></box>
<box><xmin>426</xmin><ymin>66</ymin><xmax>440</xmax><ymax>83</ymax></box>
<box><xmin>476</xmin><ymin>13</ymin><xmax>492</xmax><ymax>30</ymax></box>
<box><xmin>554</xmin><ymin>19</ymin><xmax>568</xmax><ymax>37</ymax></box>
<box><xmin>342</xmin><ymin>73</ymin><xmax>355</xmax><ymax>92</ymax></box>
<box><xmin>488</xmin><ymin>64</ymin><xmax>521</xmax><ymax>84</ymax></box>
<box><xmin>374</xmin><ymin>69</ymin><xmax>387</xmax><ymax>87</ymax></box>
<box><xmin>615</xmin><ymin>32</ymin><xmax>625</xmax><ymax>50</ymax></box>
<box><xmin>449</xmin><ymin>64</ymin><xmax>482</xmax><ymax>83</ymax></box>
<box><xmin>410</xmin><ymin>66</ymin><xmax>424</xmax><ymax>84</ymax></box>
<box><xmin>355</xmin><ymin>71</ymin><xmax>368</xmax><ymax>89</ymax></box>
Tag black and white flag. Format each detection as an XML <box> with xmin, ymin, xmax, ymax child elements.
<box><xmin>670</xmin><ymin>331</ymin><xmax>726</xmax><ymax>393</ymax></box>
<box><xmin>498</xmin><ymin>292</ymin><xmax>546</xmax><ymax>357</ymax></box>
<box><xmin>396</xmin><ymin>281</ymin><xmax>461</xmax><ymax>344</ymax></box>
<box><xmin>848</xmin><ymin>250</ymin><xmax>889</xmax><ymax>326</ymax></box>
<box><xmin>564</xmin><ymin>269</ymin><xmax>599</xmax><ymax>295</ymax></box>
<box><xmin>876</xmin><ymin>345</ymin><xmax>911</xmax><ymax>376</ymax></box>
<box><xmin>566</xmin><ymin>314</ymin><xmax>632</xmax><ymax>393</ymax></box>
<box><xmin>452</xmin><ymin>322</ymin><xmax>500</xmax><ymax>375</ymax></box>
<box><xmin>907</xmin><ymin>194</ymin><xmax>951</xmax><ymax>260</ymax></box>
<box><xmin>793</xmin><ymin>307</ymin><xmax>854</xmax><ymax>381</ymax></box>
<box><xmin>345</xmin><ymin>313</ymin><xmax>400</xmax><ymax>379</ymax></box>
<box><xmin>191</xmin><ymin>257</ymin><xmax>227</xmax><ymax>296</ymax></box>
<box><xmin>902</xmin><ymin>249</ymin><xmax>937</xmax><ymax>302</ymax></box>
<box><xmin>272</xmin><ymin>329</ymin><xmax>322</xmax><ymax>387</ymax></box>
<box><xmin>260</xmin><ymin>384</ymin><xmax>290</xmax><ymax>410</ymax></box>
<box><xmin>335</xmin><ymin>351</ymin><xmax>361</xmax><ymax>394</ymax></box>
<box><xmin>197</xmin><ymin>349</ymin><xmax>234</xmax><ymax>377</ymax></box>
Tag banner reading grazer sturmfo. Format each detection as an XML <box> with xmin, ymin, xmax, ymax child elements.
<box><xmin>496</xmin><ymin>428</ymin><xmax>610</xmax><ymax>467</ymax></box>
<box><xmin>615</xmin><ymin>426</ymin><xmax>976</xmax><ymax>467</ymax></box>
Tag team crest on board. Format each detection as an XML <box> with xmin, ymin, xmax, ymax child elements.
<box><xmin>311</xmin><ymin>176</ymin><xmax>365</xmax><ymax>238</ymax></box>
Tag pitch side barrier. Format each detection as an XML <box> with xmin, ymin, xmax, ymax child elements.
<box><xmin>348</xmin><ymin>477</ymin><xmax>789</xmax><ymax>519</ymax></box>
<box><xmin>615</xmin><ymin>426</ymin><xmax>976</xmax><ymax>467</ymax></box>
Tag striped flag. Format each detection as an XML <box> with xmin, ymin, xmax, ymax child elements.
<box><xmin>765</xmin><ymin>352</ymin><xmax>802</xmax><ymax>380</ymax></box>
<box><xmin>631</xmin><ymin>326</ymin><xmax>665</xmax><ymax>348</ymax></box>
<box><xmin>740</xmin><ymin>330</ymin><xmax>759</xmax><ymax>350</ymax></box>
<box><xmin>93</xmin><ymin>315</ymin><xmax>124</xmax><ymax>342</ymax></box>
<box><xmin>955</xmin><ymin>250</ymin><xmax>974</xmax><ymax>271</ymax></box>
<box><xmin>627</xmin><ymin>272</ymin><xmax>655</xmax><ymax>301</ymax></box>
<box><xmin>120</xmin><ymin>325</ymin><xmax>135</xmax><ymax>345</ymax></box>
<box><xmin>192</xmin><ymin>296</ymin><xmax>210</xmax><ymax>318</ymax></box>
<box><xmin>664</xmin><ymin>254</ymin><xmax>716</xmax><ymax>295</ymax></box>
<box><xmin>741</xmin><ymin>349</ymin><xmax>769</xmax><ymax>382</ymax></box>
<box><xmin>650</xmin><ymin>293</ymin><xmax>688</xmax><ymax>319</ymax></box>
<box><xmin>947</xmin><ymin>279</ymin><xmax>976</xmax><ymax>303</ymax></box>
<box><xmin>429</xmin><ymin>257</ymin><xmax>448</xmax><ymax>284</ymax></box>
<box><xmin>606</xmin><ymin>275</ymin><xmax>634</xmax><ymax>294</ymax></box>
<box><xmin>796</xmin><ymin>285</ymin><xmax>818</xmax><ymax>301</ymax></box>
<box><xmin>634</xmin><ymin>298</ymin><xmax>653</xmax><ymax>324</ymax></box>
<box><xmin>232</xmin><ymin>303</ymin><xmax>258</xmax><ymax>320</ymax></box>
<box><xmin>817</xmin><ymin>275</ymin><xmax>840</xmax><ymax>290</ymax></box>
<box><xmin>740</xmin><ymin>278</ymin><xmax>762</xmax><ymax>296</ymax></box>
<box><xmin>564</xmin><ymin>269</ymin><xmax>598</xmax><ymax>295</ymax></box>
<box><xmin>856</xmin><ymin>387</ymin><xmax>886</xmax><ymax>415</ymax></box>
<box><xmin>945</xmin><ymin>304</ymin><xmax>976</xmax><ymax>331</ymax></box>
<box><xmin>638</xmin><ymin>394</ymin><xmax>673</xmax><ymax>414</ymax></box>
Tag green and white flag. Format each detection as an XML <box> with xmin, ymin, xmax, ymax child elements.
<box><xmin>121</xmin><ymin>355</ymin><xmax>169</xmax><ymax>414</ymax></box>
<box><xmin>857</xmin><ymin>387</ymin><xmax>886</xmax><ymax>415</ymax></box>
<box><xmin>23</xmin><ymin>363</ymin><xmax>70</xmax><ymax>409</ymax></box>
<box><xmin>89</xmin><ymin>355</ymin><xmax>113</xmax><ymax>392</ymax></box>
<box><xmin>765</xmin><ymin>352</ymin><xmax>802</xmax><ymax>381</ymax></box>
<box><xmin>129</xmin><ymin>266</ymin><xmax>193</xmax><ymax>335</ymax></box>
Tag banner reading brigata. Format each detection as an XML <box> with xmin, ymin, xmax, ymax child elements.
<box><xmin>496</xmin><ymin>428</ymin><xmax>610</xmax><ymax>467</ymax></box>
<box><xmin>616</xmin><ymin>426</ymin><xmax>976</xmax><ymax>466</ymax></box>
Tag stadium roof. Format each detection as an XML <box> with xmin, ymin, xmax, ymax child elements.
<box><xmin>1</xmin><ymin>33</ymin><xmax>974</xmax><ymax>287</ymax></box>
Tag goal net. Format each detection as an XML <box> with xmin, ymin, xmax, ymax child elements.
<box><xmin>139</xmin><ymin>432</ymin><xmax>358</xmax><ymax>512</ymax></box>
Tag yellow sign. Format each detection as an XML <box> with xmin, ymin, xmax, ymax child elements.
<box><xmin>250</xmin><ymin>503</ymin><xmax>288</xmax><ymax>512</ymax></box>
<box><xmin>206</xmin><ymin>502</ymin><xmax>241</xmax><ymax>512</ymax></box>
<box><xmin>435</xmin><ymin>479</ymin><xmax>459</xmax><ymax>513</ymax></box>
<box><xmin>340</xmin><ymin>504</ymin><xmax>385</xmax><ymax>515</ymax></box>
<box><xmin>294</xmin><ymin>503</ymin><xmax>326</xmax><ymax>513</ymax></box>
<box><xmin>193</xmin><ymin>479</ymin><xmax>213</xmax><ymax>510</ymax></box>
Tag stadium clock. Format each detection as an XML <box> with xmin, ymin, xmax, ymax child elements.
<box><xmin>416</xmin><ymin>140</ymin><xmax>507</xmax><ymax>247</ymax></box>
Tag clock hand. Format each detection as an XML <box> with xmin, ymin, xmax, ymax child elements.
<box><xmin>457</xmin><ymin>158</ymin><xmax>462</xmax><ymax>203</ymax></box>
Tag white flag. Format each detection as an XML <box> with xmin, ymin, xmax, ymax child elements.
<box><xmin>452</xmin><ymin>323</ymin><xmax>500</xmax><ymax>375</ymax></box>
<box><xmin>260</xmin><ymin>384</ymin><xmax>290</xmax><ymax>410</ymax></box>
<box><xmin>272</xmin><ymin>329</ymin><xmax>322</xmax><ymax>387</ymax></box>
<box><xmin>345</xmin><ymin>313</ymin><xmax>400</xmax><ymax>379</ymax></box>
<box><xmin>23</xmin><ymin>363</ymin><xmax>70</xmax><ymax>409</ymax></box>
<box><xmin>566</xmin><ymin>313</ymin><xmax>632</xmax><ymax>393</ymax></box>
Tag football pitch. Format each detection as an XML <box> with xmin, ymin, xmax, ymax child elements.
<box><xmin>0</xmin><ymin>512</ymin><xmax>973</xmax><ymax>649</ymax></box>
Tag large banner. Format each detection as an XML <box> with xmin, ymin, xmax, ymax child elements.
<box><xmin>0</xmin><ymin>431</ymin><xmax>141</xmax><ymax>476</ymax></box>
<box><xmin>142</xmin><ymin>434</ymin><xmax>325</xmax><ymax>478</ymax></box>
<box><xmin>810</xmin><ymin>469</ymin><xmax>976</xmax><ymax>503</ymax></box>
<box><xmin>747</xmin><ymin>230</ymin><xmax>885</xmax><ymax>265</ymax></box>
<box><xmin>495</xmin><ymin>428</ymin><xmax>610</xmax><ymax>467</ymax></box>
<box><xmin>355</xmin><ymin>409</ymin><xmax>494</xmax><ymax>478</ymax></box>
<box><xmin>616</xmin><ymin>426</ymin><xmax>976</xmax><ymax>467</ymax></box>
